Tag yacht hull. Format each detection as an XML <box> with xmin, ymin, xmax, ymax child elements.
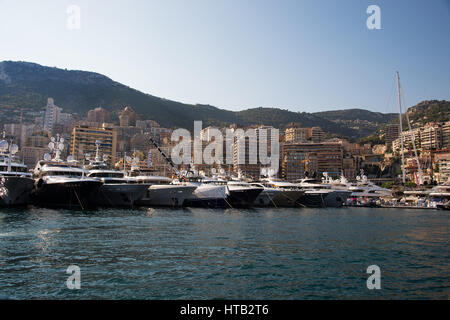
<box><xmin>324</xmin><ymin>191</ymin><xmax>352</xmax><ymax>207</ymax></box>
<box><xmin>0</xmin><ymin>176</ymin><xmax>34</xmax><ymax>206</ymax></box>
<box><xmin>297</xmin><ymin>192</ymin><xmax>327</xmax><ymax>208</ymax></box>
<box><xmin>253</xmin><ymin>189</ymin><xmax>281</xmax><ymax>207</ymax></box>
<box><xmin>95</xmin><ymin>184</ymin><xmax>149</xmax><ymax>207</ymax></box>
<box><xmin>183</xmin><ymin>185</ymin><xmax>228</xmax><ymax>208</ymax></box>
<box><xmin>227</xmin><ymin>188</ymin><xmax>263</xmax><ymax>208</ymax></box>
<box><xmin>32</xmin><ymin>180</ymin><xmax>103</xmax><ymax>209</ymax></box>
<box><xmin>272</xmin><ymin>190</ymin><xmax>304</xmax><ymax>207</ymax></box>
<box><xmin>136</xmin><ymin>185</ymin><xmax>197</xmax><ymax>207</ymax></box>
<box><xmin>184</xmin><ymin>197</ymin><xmax>229</xmax><ymax>208</ymax></box>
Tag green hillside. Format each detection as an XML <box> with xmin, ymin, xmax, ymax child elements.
<box><xmin>0</xmin><ymin>61</ymin><xmax>394</xmax><ymax>139</ymax></box>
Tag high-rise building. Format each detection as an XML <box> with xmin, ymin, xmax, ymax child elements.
<box><xmin>392</xmin><ymin>128</ymin><xmax>421</xmax><ymax>152</ymax></box>
<box><xmin>385</xmin><ymin>124</ymin><xmax>400</xmax><ymax>146</ymax></box>
<box><xmin>43</xmin><ymin>98</ymin><xmax>62</xmax><ymax>132</ymax></box>
<box><xmin>70</xmin><ymin>124</ymin><xmax>117</xmax><ymax>165</ymax></box>
<box><xmin>442</xmin><ymin>121</ymin><xmax>450</xmax><ymax>149</ymax></box>
<box><xmin>282</xmin><ymin>142</ymin><xmax>343</xmax><ymax>180</ymax></box>
<box><xmin>233</xmin><ymin>126</ymin><xmax>278</xmax><ymax>179</ymax></box>
<box><xmin>421</xmin><ymin>123</ymin><xmax>442</xmax><ymax>150</ymax></box>
<box><xmin>434</xmin><ymin>150</ymin><xmax>450</xmax><ymax>182</ymax></box>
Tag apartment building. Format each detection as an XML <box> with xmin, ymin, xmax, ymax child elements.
<box><xmin>392</xmin><ymin>128</ymin><xmax>421</xmax><ymax>152</ymax></box>
<box><xmin>442</xmin><ymin>121</ymin><xmax>450</xmax><ymax>149</ymax></box>
<box><xmin>421</xmin><ymin>123</ymin><xmax>442</xmax><ymax>150</ymax></box>
<box><xmin>70</xmin><ymin>124</ymin><xmax>117</xmax><ymax>165</ymax></box>
<box><xmin>282</xmin><ymin>142</ymin><xmax>343</xmax><ymax>181</ymax></box>
<box><xmin>385</xmin><ymin>124</ymin><xmax>400</xmax><ymax>146</ymax></box>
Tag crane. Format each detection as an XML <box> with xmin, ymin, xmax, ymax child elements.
<box><xmin>148</xmin><ymin>136</ymin><xmax>185</xmax><ymax>180</ymax></box>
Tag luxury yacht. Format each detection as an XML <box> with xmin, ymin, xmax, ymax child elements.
<box><xmin>31</xmin><ymin>137</ymin><xmax>103</xmax><ymax>209</ymax></box>
<box><xmin>85</xmin><ymin>144</ymin><xmax>149</xmax><ymax>207</ymax></box>
<box><xmin>225</xmin><ymin>180</ymin><xmax>263</xmax><ymax>207</ymax></box>
<box><xmin>428</xmin><ymin>180</ymin><xmax>450</xmax><ymax>208</ymax></box>
<box><xmin>207</xmin><ymin>171</ymin><xmax>264</xmax><ymax>207</ymax></box>
<box><xmin>343</xmin><ymin>173</ymin><xmax>392</xmax><ymax>207</ymax></box>
<box><xmin>131</xmin><ymin>174</ymin><xmax>196</xmax><ymax>208</ymax></box>
<box><xmin>292</xmin><ymin>177</ymin><xmax>346</xmax><ymax>208</ymax></box>
<box><xmin>0</xmin><ymin>140</ymin><xmax>34</xmax><ymax>206</ymax></box>
<box><xmin>178</xmin><ymin>175</ymin><xmax>229</xmax><ymax>208</ymax></box>
<box><xmin>117</xmin><ymin>162</ymin><xmax>196</xmax><ymax>208</ymax></box>
<box><xmin>250</xmin><ymin>182</ymin><xmax>283</xmax><ymax>207</ymax></box>
<box><xmin>256</xmin><ymin>178</ymin><xmax>304</xmax><ymax>207</ymax></box>
<box><xmin>347</xmin><ymin>175</ymin><xmax>392</xmax><ymax>197</ymax></box>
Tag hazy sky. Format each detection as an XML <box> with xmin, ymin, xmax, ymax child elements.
<box><xmin>0</xmin><ymin>0</ymin><xmax>449</xmax><ymax>113</ymax></box>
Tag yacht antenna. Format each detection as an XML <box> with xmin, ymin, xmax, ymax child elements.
<box><xmin>95</xmin><ymin>140</ymin><xmax>101</xmax><ymax>162</ymax></box>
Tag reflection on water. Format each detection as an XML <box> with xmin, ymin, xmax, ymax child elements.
<box><xmin>0</xmin><ymin>207</ymin><xmax>448</xmax><ymax>299</ymax></box>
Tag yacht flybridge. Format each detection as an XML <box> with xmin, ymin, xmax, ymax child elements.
<box><xmin>0</xmin><ymin>138</ymin><xmax>34</xmax><ymax>206</ymax></box>
<box><xmin>32</xmin><ymin>136</ymin><xmax>103</xmax><ymax>209</ymax></box>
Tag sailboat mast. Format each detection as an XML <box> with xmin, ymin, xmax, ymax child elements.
<box><xmin>396</xmin><ymin>71</ymin><xmax>406</xmax><ymax>184</ymax></box>
<box><xmin>401</xmin><ymin>90</ymin><xmax>423</xmax><ymax>186</ymax></box>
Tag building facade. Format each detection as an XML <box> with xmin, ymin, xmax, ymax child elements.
<box><xmin>70</xmin><ymin>124</ymin><xmax>117</xmax><ymax>165</ymax></box>
<box><xmin>385</xmin><ymin>124</ymin><xmax>400</xmax><ymax>147</ymax></box>
<box><xmin>87</xmin><ymin>107</ymin><xmax>110</xmax><ymax>124</ymax></box>
<box><xmin>282</xmin><ymin>142</ymin><xmax>343</xmax><ymax>181</ymax></box>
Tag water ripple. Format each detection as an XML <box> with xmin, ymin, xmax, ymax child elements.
<box><xmin>0</xmin><ymin>207</ymin><xmax>448</xmax><ymax>299</ymax></box>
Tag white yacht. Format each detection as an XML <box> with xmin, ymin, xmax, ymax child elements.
<box><xmin>225</xmin><ymin>180</ymin><xmax>263</xmax><ymax>207</ymax></box>
<box><xmin>255</xmin><ymin>177</ymin><xmax>305</xmax><ymax>207</ymax></box>
<box><xmin>344</xmin><ymin>172</ymin><xmax>392</xmax><ymax>207</ymax></box>
<box><xmin>32</xmin><ymin>136</ymin><xmax>103</xmax><ymax>209</ymax></box>
<box><xmin>348</xmin><ymin>174</ymin><xmax>392</xmax><ymax>197</ymax></box>
<box><xmin>208</xmin><ymin>171</ymin><xmax>264</xmax><ymax>207</ymax></box>
<box><xmin>85</xmin><ymin>142</ymin><xmax>149</xmax><ymax>207</ymax></box>
<box><xmin>133</xmin><ymin>174</ymin><xmax>197</xmax><ymax>208</ymax></box>
<box><xmin>428</xmin><ymin>180</ymin><xmax>450</xmax><ymax>209</ymax></box>
<box><xmin>250</xmin><ymin>182</ymin><xmax>283</xmax><ymax>207</ymax></box>
<box><xmin>123</xmin><ymin>163</ymin><xmax>197</xmax><ymax>208</ymax></box>
<box><xmin>0</xmin><ymin>139</ymin><xmax>34</xmax><ymax>206</ymax></box>
<box><xmin>178</xmin><ymin>175</ymin><xmax>229</xmax><ymax>208</ymax></box>
<box><xmin>296</xmin><ymin>176</ymin><xmax>351</xmax><ymax>208</ymax></box>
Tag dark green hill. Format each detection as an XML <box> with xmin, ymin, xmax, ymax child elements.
<box><xmin>314</xmin><ymin>109</ymin><xmax>397</xmax><ymax>123</ymax></box>
<box><xmin>313</xmin><ymin>109</ymin><xmax>398</xmax><ymax>138</ymax></box>
<box><xmin>0</xmin><ymin>61</ymin><xmax>390</xmax><ymax>139</ymax></box>
<box><xmin>406</xmin><ymin>100</ymin><xmax>450</xmax><ymax>127</ymax></box>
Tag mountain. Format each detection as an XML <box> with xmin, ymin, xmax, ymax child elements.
<box><xmin>313</xmin><ymin>109</ymin><xmax>398</xmax><ymax>138</ymax></box>
<box><xmin>0</xmin><ymin>61</ymin><xmax>393</xmax><ymax>140</ymax></box>
<box><xmin>406</xmin><ymin>100</ymin><xmax>450</xmax><ymax>127</ymax></box>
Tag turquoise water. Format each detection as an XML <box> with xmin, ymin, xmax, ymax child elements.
<box><xmin>0</xmin><ymin>207</ymin><xmax>448</xmax><ymax>299</ymax></box>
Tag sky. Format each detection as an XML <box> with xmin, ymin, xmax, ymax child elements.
<box><xmin>0</xmin><ymin>0</ymin><xmax>449</xmax><ymax>114</ymax></box>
